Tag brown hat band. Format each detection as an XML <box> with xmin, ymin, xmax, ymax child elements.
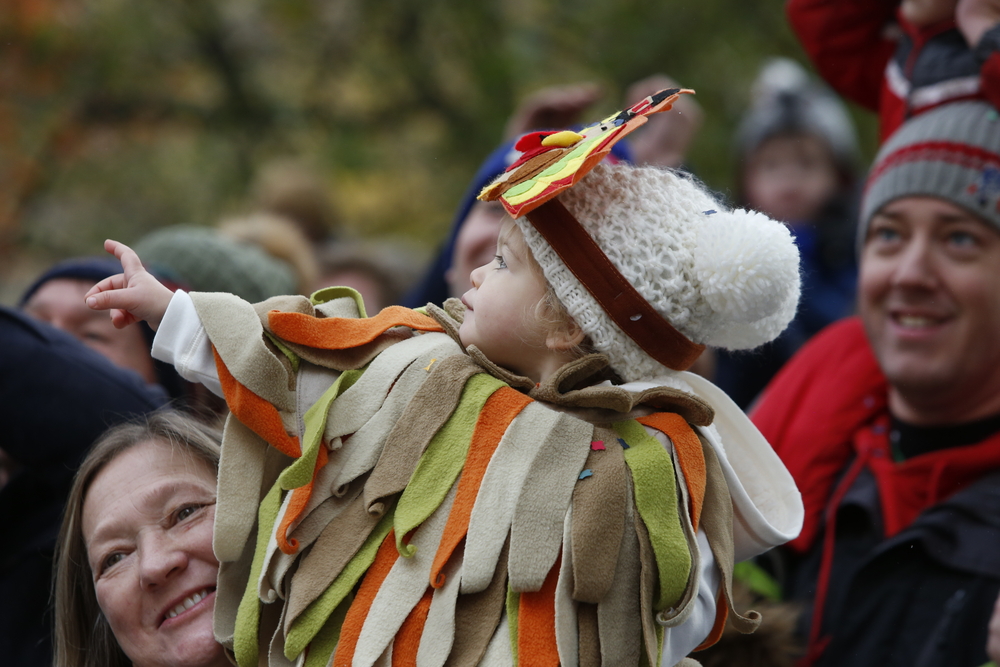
<box><xmin>524</xmin><ymin>199</ymin><xmax>706</xmax><ymax>372</ymax></box>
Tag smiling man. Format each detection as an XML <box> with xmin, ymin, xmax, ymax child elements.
<box><xmin>751</xmin><ymin>100</ymin><xmax>1000</xmax><ymax>667</ymax></box>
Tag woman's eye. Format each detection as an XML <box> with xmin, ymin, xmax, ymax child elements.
<box><xmin>494</xmin><ymin>255</ymin><xmax>507</xmax><ymax>269</ymax></box>
<box><xmin>175</xmin><ymin>505</ymin><xmax>200</xmax><ymax>522</ymax></box>
<box><xmin>101</xmin><ymin>552</ymin><xmax>125</xmax><ymax>572</ymax></box>
<box><xmin>867</xmin><ymin>225</ymin><xmax>902</xmax><ymax>248</ymax></box>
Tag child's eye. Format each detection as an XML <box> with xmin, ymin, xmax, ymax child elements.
<box><xmin>494</xmin><ymin>255</ymin><xmax>508</xmax><ymax>269</ymax></box>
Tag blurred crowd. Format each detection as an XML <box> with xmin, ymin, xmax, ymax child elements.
<box><xmin>4</xmin><ymin>0</ymin><xmax>1000</xmax><ymax>665</ymax></box>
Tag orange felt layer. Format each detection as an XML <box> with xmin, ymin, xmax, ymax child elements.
<box><xmin>213</xmin><ymin>347</ymin><xmax>300</xmax><ymax>458</ymax></box>
<box><xmin>268</xmin><ymin>306</ymin><xmax>444</xmax><ymax>350</ymax></box>
<box><xmin>517</xmin><ymin>554</ymin><xmax>562</xmax><ymax>667</ymax></box>
<box><xmin>429</xmin><ymin>387</ymin><xmax>533</xmax><ymax>588</ymax></box>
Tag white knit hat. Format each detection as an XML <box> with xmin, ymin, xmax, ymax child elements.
<box><xmin>515</xmin><ymin>162</ymin><xmax>801</xmax><ymax>382</ymax></box>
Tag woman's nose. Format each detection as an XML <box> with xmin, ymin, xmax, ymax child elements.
<box><xmin>137</xmin><ymin>531</ymin><xmax>187</xmax><ymax>589</ymax></box>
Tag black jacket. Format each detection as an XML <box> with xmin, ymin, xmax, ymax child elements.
<box><xmin>786</xmin><ymin>465</ymin><xmax>1000</xmax><ymax>667</ymax></box>
<box><xmin>0</xmin><ymin>307</ymin><xmax>168</xmax><ymax>667</ymax></box>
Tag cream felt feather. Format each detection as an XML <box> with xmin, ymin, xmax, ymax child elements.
<box><xmin>507</xmin><ymin>412</ymin><xmax>592</xmax><ymax>592</ymax></box>
<box><xmin>554</xmin><ymin>506</ymin><xmax>579</xmax><ymax>667</ymax></box>
<box><xmin>460</xmin><ymin>402</ymin><xmax>564</xmax><ymax>594</ymax></box>
<box><xmin>416</xmin><ymin>550</ymin><xmax>463</xmax><ymax>667</ymax></box>
<box><xmin>353</xmin><ymin>482</ymin><xmax>459</xmax><ymax>666</ymax></box>
<box><xmin>193</xmin><ymin>291</ymin><xmax>298</xmax><ymax>411</ymax></box>
<box><xmin>329</xmin><ymin>337</ymin><xmax>459</xmax><ymax>491</ymax></box>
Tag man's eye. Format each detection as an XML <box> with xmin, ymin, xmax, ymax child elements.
<box><xmin>948</xmin><ymin>231</ymin><xmax>977</xmax><ymax>248</ymax></box>
<box><xmin>495</xmin><ymin>255</ymin><xmax>507</xmax><ymax>269</ymax></box>
<box><xmin>871</xmin><ymin>227</ymin><xmax>900</xmax><ymax>243</ymax></box>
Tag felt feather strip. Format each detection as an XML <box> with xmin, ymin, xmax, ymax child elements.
<box><xmin>191</xmin><ymin>293</ymin><xmax>747</xmax><ymax>667</ymax></box>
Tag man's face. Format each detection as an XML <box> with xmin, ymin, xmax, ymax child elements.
<box><xmin>860</xmin><ymin>196</ymin><xmax>1000</xmax><ymax>421</ymax></box>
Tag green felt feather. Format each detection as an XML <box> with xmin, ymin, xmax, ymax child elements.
<box><xmin>393</xmin><ymin>372</ymin><xmax>504</xmax><ymax>557</ymax></box>
<box><xmin>506</xmin><ymin>583</ymin><xmax>520</xmax><ymax>664</ymax></box>
<box><xmin>302</xmin><ymin>594</ymin><xmax>352</xmax><ymax>667</ymax></box>
<box><xmin>233</xmin><ymin>480</ymin><xmax>283</xmax><ymax>667</ymax></box>
<box><xmin>284</xmin><ymin>508</ymin><xmax>396</xmax><ymax>659</ymax></box>
<box><xmin>613</xmin><ymin>419</ymin><xmax>691</xmax><ymax>611</ymax></box>
<box><xmin>278</xmin><ymin>368</ymin><xmax>363</xmax><ymax>491</ymax></box>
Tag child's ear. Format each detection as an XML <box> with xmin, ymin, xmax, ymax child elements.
<box><xmin>546</xmin><ymin>318</ymin><xmax>585</xmax><ymax>351</ymax></box>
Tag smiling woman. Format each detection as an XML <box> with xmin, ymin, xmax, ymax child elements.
<box><xmin>53</xmin><ymin>411</ymin><xmax>226</xmax><ymax>667</ymax></box>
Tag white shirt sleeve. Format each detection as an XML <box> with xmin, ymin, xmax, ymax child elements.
<box><xmin>151</xmin><ymin>290</ymin><xmax>224</xmax><ymax>397</ymax></box>
<box><xmin>660</xmin><ymin>528</ymin><xmax>720</xmax><ymax>666</ymax></box>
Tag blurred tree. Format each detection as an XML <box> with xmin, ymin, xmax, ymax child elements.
<box><xmin>0</xmin><ymin>0</ymin><xmax>878</xmax><ymax>290</ymax></box>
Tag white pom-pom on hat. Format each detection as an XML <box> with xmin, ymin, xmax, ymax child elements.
<box><xmin>694</xmin><ymin>208</ymin><xmax>800</xmax><ymax>349</ymax></box>
<box><xmin>517</xmin><ymin>162</ymin><xmax>802</xmax><ymax>382</ymax></box>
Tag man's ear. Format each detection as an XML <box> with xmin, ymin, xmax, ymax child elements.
<box><xmin>546</xmin><ymin>318</ymin><xmax>586</xmax><ymax>351</ymax></box>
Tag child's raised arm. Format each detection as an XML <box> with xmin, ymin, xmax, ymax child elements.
<box><xmin>85</xmin><ymin>239</ymin><xmax>174</xmax><ymax>330</ymax></box>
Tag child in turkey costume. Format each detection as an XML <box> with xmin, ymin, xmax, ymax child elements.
<box><xmin>89</xmin><ymin>89</ymin><xmax>804</xmax><ymax>667</ymax></box>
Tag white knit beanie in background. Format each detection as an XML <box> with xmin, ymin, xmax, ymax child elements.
<box><xmin>515</xmin><ymin>162</ymin><xmax>801</xmax><ymax>382</ymax></box>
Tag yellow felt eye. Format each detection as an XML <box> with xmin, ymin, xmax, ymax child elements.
<box><xmin>540</xmin><ymin>131</ymin><xmax>584</xmax><ymax>148</ymax></box>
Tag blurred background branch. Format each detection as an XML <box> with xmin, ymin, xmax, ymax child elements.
<box><xmin>0</xmin><ymin>0</ymin><xmax>878</xmax><ymax>303</ymax></box>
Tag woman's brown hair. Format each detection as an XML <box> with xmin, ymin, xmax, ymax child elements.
<box><xmin>52</xmin><ymin>410</ymin><xmax>222</xmax><ymax>667</ymax></box>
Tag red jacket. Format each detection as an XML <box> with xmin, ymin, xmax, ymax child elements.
<box><xmin>787</xmin><ymin>0</ymin><xmax>986</xmax><ymax>142</ymax></box>
<box><xmin>752</xmin><ymin>317</ymin><xmax>1000</xmax><ymax>665</ymax></box>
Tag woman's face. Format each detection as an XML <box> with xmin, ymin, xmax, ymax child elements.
<box><xmin>82</xmin><ymin>440</ymin><xmax>226</xmax><ymax>667</ymax></box>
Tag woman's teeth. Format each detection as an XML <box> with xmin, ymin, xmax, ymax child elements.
<box><xmin>165</xmin><ymin>589</ymin><xmax>209</xmax><ymax>619</ymax></box>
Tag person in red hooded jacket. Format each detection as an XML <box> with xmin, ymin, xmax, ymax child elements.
<box><xmin>787</xmin><ymin>0</ymin><xmax>1000</xmax><ymax>142</ymax></box>
<box><xmin>752</xmin><ymin>100</ymin><xmax>1000</xmax><ymax>667</ymax></box>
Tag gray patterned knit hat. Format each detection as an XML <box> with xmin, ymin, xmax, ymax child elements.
<box><xmin>860</xmin><ymin>101</ymin><xmax>1000</xmax><ymax>244</ymax></box>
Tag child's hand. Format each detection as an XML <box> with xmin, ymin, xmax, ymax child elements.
<box><xmin>958</xmin><ymin>0</ymin><xmax>1000</xmax><ymax>112</ymax></box>
<box><xmin>958</xmin><ymin>0</ymin><xmax>1000</xmax><ymax>46</ymax></box>
<box><xmin>85</xmin><ymin>239</ymin><xmax>174</xmax><ymax>331</ymax></box>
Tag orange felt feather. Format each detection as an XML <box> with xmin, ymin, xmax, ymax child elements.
<box><xmin>276</xmin><ymin>445</ymin><xmax>329</xmax><ymax>554</ymax></box>
<box><xmin>332</xmin><ymin>531</ymin><xmax>401</xmax><ymax>667</ymax></box>
<box><xmin>517</xmin><ymin>554</ymin><xmax>562</xmax><ymax>667</ymax></box>
<box><xmin>429</xmin><ymin>387</ymin><xmax>532</xmax><ymax>588</ymax></box>
<box><xmin>391</xmin><ymin>588</ymin><xmax>434</xmax><ymax>666</ymax></box>
<box><xmin>213</xmin><ymin>347</ymin><xmax>300</xmax><ymax>458</ymax></box>
<box><xmin>694</xmin><ymin>587</ymin><xmax>730</xmax><ymax>651</ymax></box>
<box><xmin>268</xmin><ymin>306</ymin><xmax>443</xmax><ymax>350</ymax></box>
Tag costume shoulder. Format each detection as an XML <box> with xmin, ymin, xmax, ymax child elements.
<box><xmin>751</xmin><ymin>316</ymin><xmax>886</xmax><ymax>553</ymax></box>
<box><xmin>196</xmin><ymin>294</ymin><xmax>750</xmax><ymax>666</ymax></box>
